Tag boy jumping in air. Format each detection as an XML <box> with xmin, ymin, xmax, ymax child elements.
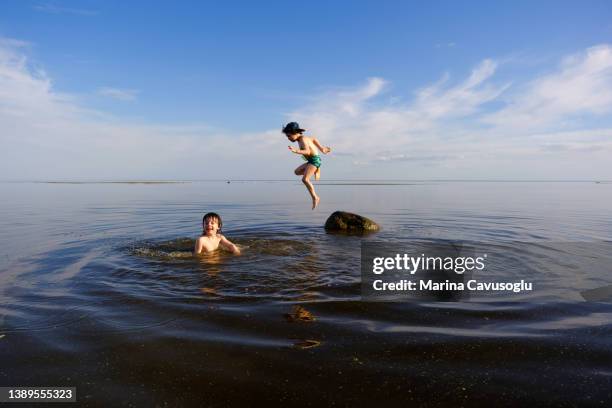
<box><xmin>283</xmin><ymin>122</ymin><xmax>332</xmax><ymax>210</ymax></box>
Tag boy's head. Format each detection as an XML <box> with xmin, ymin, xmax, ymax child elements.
<box><xmin>282</xmin><ymin>122</ymin><xmax>305</xmax><ymax>141</ymax></box>
<box><xmin>202</xmin><ymin>212</ymin><xmax>222</xmax><ymax>235</ymax></box>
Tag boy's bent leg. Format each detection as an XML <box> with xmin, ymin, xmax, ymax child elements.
<box><xmin>302</xmin><ymin>164</ymin><xmax>320</xmax><ymax>210</ymax></box>
<box><xmin>294</xmin><ymin>163</ymin><xmax>308</xmax><ymax>176</ymax></box>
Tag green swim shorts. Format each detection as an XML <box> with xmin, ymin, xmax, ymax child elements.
<box><xmin>303</xmin><ymin>155</ymin><xmax>322</xmax><ymax>168</ymax></box>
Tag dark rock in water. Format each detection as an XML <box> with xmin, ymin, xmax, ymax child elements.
<box><xmin>324</xmin><ymin>211</ymin><xmax>380</xmax><ymax>233</ymax></box>
<box><xmin>284</xmin><ymin>305</ymin><xmax>315</xmax><ymax>323</ymax></box>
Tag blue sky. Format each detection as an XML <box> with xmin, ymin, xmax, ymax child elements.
<box><xmin>1</xmin><ymin>1</ymin><xmax>612</xmax><ymax>179</ymax></box>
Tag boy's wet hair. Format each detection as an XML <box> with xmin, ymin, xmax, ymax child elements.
<box><xmin>203</xmin><ymin>212</ymin><xmax>222</xmax><ymax>232</ymax></box>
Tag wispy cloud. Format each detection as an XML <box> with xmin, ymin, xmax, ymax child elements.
<box><xmin>32</xmin><ymin>3</ymin><xmax>99</xmax><ymax>16</ymax></box>
<box><xmin>288</xmin><ymin>45</ymin><xmax>612</xmax><ymax>177</ymax></box>
<box><xmin>0</xmin><ymin>37</ymin><xmax>293</xmax><ymax>180</ymax></box>
<box><xmin>483</xmin><ymin>45</ymin><xmax>612</xmax><ymax>130</ymax></box>
<box><xmin>0</xmin><ymin>38</ymin><xmax>31</xmax><ymax>48</ymax></box>
<box><xmin>435</xmin><ymin>42</ymin><xmax>456</xmax><ymax>49</ymax></box>
<box><xmin>289</xmin><ymin>59</ymin><xmax>509</xmax><ymax>159</ymax></box>
<box><xmin>1</xmin><ymin>36</ymin><xmax>612</xmax><ymax>180</ymax></box>
<box><xmin>413</xmin><ymin>59</ymin><xmax>508</xmax><ymax>119</ymax></box>
<box><xmin>97</xmin><ymin>87</ymin><xmax>139</xmax><ymax>101</ymax></box>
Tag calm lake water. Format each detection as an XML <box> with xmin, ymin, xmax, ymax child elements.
<box><xmin>1</xmin><ymin>181</ymin><xmax>611</xmax><ymax>406</ymax></box>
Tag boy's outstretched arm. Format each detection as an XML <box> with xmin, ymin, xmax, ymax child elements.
<box><xmin>219</xmin><ymin>235</ymin><xmax>241</xmax><ymax>255</ymax></box>
<box><xmin>313</xmin><ymin>138</ymin><xmax>332</xmax><ymax>154</ymax></box>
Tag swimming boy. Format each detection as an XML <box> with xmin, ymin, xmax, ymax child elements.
<box><xmin>283</xmin><ymin>122</ymin><xmax>332</xmax><ymax>210</ymax></box>
<box><xmin>194</xmin><ymin>212</ymin><xmax>241</xmax><ymax>255</ymax></box>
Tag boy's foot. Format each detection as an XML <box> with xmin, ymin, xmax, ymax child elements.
<box><xmin>312</xmin><ymin>196</ymin><xmax>320</xmax><ymax>210</ymax></box>
<box><xmin>314</xmin><ymin>168</ymin><xmax>321</xmax><ymax>181</ymax></box>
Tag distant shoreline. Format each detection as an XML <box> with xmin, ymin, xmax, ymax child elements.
<box><xmin>33</xmin><ymin>181</ymin><xmax>190</xmax><ymax>184</ymax></box>
<box><xmin>1</xmin><ymin>179</ymin><xmax>611</xmax><ymax>184</ymax></box>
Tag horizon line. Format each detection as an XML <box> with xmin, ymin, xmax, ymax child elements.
<box><xmin>1</xmin><ymin>179</ymin><xmax>611</xmax><ymax>184</ymax></box>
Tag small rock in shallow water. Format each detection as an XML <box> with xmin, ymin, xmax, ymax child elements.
<box><xmin>201</xmin><ymin>287</ymin><xmax>218</xmax><ymax>296</ymax></box>
<box><xmin>284</xmin><ymin>305</ymin><xmax>315</xmax><ymax>322</ymax></box>
<box><xmin>292</xmin><ymin>339</ymin><xmax>321</xmax><ymax>349</ymax></box>
<box><xmin>324</xmin><ymin>211</ymin><xmax>380</xmax><ymax>233</ymax></box>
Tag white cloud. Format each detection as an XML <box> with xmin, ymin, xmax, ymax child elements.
<box><xmin>289</xmin><ymin>60</ymin><xmax>509</xmax><ymax>159</ymax></box>
<box><xmin>435</xmin><ymin>42</ymin><xmax>456</xmax><ymax>49</ymax></box>
<box><xmin>0</xmin><ymin>38</ymin><xmax>216</xmax><ymax>179</ymax></box>
<box><xmin>484</xmin><ymin>45</ymin><xmax>612</xmax><ymax>130</ymax></box>
<box><xmin>32</xmin><ymin>3</ymin><xmax>99</xmax><ymax>16</ymax></box>
<box><xmin>413</xmin><ymin>59</ymin><xmax>508</xmax><ymax>119</ymax></box>
<box><xmin>286</xmin><ymin>46</ymin><xmax>612</xmax><ymax>178</ymax></box>
<box><xmin>98</xmin><ymin>87</ymin><xmax>139</xmax><ymax>101</ymax></box>
<box><xmin>1</xmin><ymin>36</ymin><xmax>612</xmax><ymax>180</ymax></box>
